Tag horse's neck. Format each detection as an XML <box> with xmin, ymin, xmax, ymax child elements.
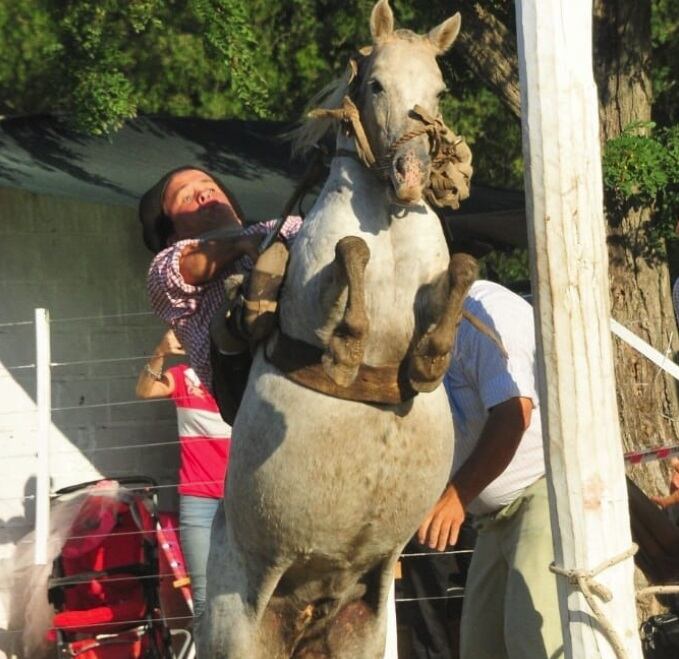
<box><xmin>326</xmin><ymin>140</ymin><xmax>389</xmax><ymax>217</ymax></box>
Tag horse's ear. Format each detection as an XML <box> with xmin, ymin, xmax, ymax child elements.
<box><xmin>428</xmin><ymin>13</ymin><xmax>461</xmax><ymax>55</ymax></box>
<box><xmin>370</xmin><ymin>0</ymin><xmax>394</xmax><ymax>42</ymax></box>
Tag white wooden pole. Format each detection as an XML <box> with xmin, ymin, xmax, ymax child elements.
<box><xmin>383</xmin><ymin>578</ymin><xmax>398</xmax><ymax>659</ymax></box>
<box><xmin>34</xmin><ymin>308</ymin><xmax>51</xmax><ymax>565</ymax></box>
<box><xmin>515</xmin><ymin>2</ymin><xmax>643</xmax><ymax>658</ymax></box>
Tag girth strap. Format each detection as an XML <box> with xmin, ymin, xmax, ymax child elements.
<box><xmin>264</xmin><ymin>331</ymin><xmax>417</xmax><ymax>405</ymax></box>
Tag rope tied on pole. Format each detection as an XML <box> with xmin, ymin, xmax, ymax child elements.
<box><xmin>549</xmin><ymin>543</ymin><xmax>639</xmax><ymax>659</ymax></box>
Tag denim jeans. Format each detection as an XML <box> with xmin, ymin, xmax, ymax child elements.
<box><xmin>179</xmin><ymin>495</ymin><xmax>221</xmax><ymax>620</ymax></box>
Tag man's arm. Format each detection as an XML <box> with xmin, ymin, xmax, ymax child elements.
<box><xmin>418</xmin><ymin>396</ymin><xmax>532</xmax><ymax>551</ymax></box>
<box><xmin>179</xmin><ymin>233</ymin><xmax>263</xmax><ymax>285</ymax></box>
<box><xmin>136</xmin><ymin>330</ymin><xmax>184</xmax><ymax>399</ymax></box>
<box><xmin>651</xmin><ymin>457</ymin><xmax>679</xmax><ymax>509</ymax></box>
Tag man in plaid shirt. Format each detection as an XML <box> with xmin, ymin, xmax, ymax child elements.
<box><xmin>140</xmin><ymin>166</ymin><xmax>301</xmax><ymax>398</ymax></box>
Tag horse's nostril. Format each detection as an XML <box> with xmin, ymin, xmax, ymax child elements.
<box><xmin>395</xmin><ymin>156</ymin><xmax>407</xmax><ymax>177</ymax></box>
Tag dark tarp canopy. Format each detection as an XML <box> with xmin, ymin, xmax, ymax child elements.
<box><xmin>0</xmin><ymin>115</ymin><xmax>527</xmax><ymax>249</ymax></box>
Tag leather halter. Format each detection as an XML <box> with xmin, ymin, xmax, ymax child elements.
<box><xmin>308</xmin><ymin>94</ymin><xmax>472</xmax><ymax>211</ymax></box>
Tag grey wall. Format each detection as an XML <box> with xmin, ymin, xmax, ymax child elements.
<box><xmin>0</xmin><ymin>187</ymin><xmax>184</xmax><ymax>647</ymax></box>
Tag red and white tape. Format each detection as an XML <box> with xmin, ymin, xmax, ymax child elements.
<box><xmin>624</xmin><ymin>444</ymin><xmax>679</xmax><ymax>465</ymax></box>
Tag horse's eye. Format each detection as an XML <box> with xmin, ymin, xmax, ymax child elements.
<box><xmin>369</xmin><ymin>79</ymin><xmax>384</xmax><ymax>95</ymax></box>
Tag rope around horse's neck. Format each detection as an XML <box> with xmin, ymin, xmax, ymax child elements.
<box><xmin>308</xmin><ymin>96</ymin><xmax>377</xmax><ymax>169</ymax></box>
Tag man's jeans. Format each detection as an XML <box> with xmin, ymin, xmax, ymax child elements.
<box><xmin>179</xmin><ymin>495</ymin><xmax>221</xmax><ymax>620</ymax></box>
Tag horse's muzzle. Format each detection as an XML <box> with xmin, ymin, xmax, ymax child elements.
<box><xmin>390</xmin><ymin>148</ymin><xmax>430</xmax><ymax>204</ymax></box>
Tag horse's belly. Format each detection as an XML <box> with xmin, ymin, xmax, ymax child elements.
<box><xmin>226</xmin><ymin>355</ymin><xmax>453</xmax><ymax>560</ymax></box>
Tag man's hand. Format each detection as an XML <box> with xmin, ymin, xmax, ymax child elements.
<box><xmin>417</xmin><ymin>484</ymin><xmax>466</xmax><ymax>551</ymax></box>
<box><xmin>155</xmin><ymin>329</ymin><xmax>185</xmax><ymax>357</ymax></box>
<box><xmin>180</xmin><ymin>232</ymin><xmax>264</xmax><ymax>285</ymax></box>
<box><xmin>651</xmin><ymin>458</ymin><xmax>679</xmax><ymax>509</ymax></box>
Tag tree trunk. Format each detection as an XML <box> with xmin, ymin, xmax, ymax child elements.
<box><xmin>455</xmin><ymin>0</ymin><xmax>679</xmax><ymax>496</ymax></box>
<box><xmin>594</xmin><ymin>0</ymin><xmax>679</xmax><ymax>495</ymax></box>
<box><xmin>456</xmin><ymin>4</ymin><xmax>521</xmax><ymax>117</ymax></box>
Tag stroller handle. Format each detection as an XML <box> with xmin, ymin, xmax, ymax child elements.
<box><xmin>54</xmin><ymin>475</ymin><xmax>159</xmax><ymax>497</ymax></box>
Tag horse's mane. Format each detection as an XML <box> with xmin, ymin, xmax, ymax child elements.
<box><xmin>289</xmin><ymin>65</ymin><xmax>354</xmax><ymax>160</ymax></box>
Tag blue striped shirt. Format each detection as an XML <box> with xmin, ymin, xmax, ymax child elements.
<box><xmin>444</xmin><ymin>280</ymin><xmax>545</xmax><ymax>515</ymax></box>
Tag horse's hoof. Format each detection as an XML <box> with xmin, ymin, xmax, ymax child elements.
<box><xmin>408</xmin><ymin>351</ymin><xmax>451</xmax><ymax>393</ymax></box>
<box><xmin>336</xmin><ymin>235</ymin><xmax>370</xmax><ymax>268</ymax></box>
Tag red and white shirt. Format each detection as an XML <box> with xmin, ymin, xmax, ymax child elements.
<box><xmin>167</xmin><ymin>364</ymin><xmax>231</xmax><ymax>499</ymax></box>
<box><xmin>147</xmin><ymin>217</ymin><xmax>302</xmax><ymax>390</ymax></box>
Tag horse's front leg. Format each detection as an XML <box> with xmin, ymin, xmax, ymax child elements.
<box><xmin>408</xmin><ymin>253</ymin><xmax>478</xmax><ymax>392</ymax></box>
<box><xmin>322</xmin><ymin>236</ymin><xmax>371</xmax><ymax>387</ymax></box>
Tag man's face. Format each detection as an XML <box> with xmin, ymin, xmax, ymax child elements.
<box><xmin>162</xmin><ymin>169</ymin><xmax>241</xmax><ymax>241</ymax></box>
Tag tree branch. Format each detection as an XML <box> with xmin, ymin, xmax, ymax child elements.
<box><xmin>456</xmin><ymin>3</ymin><xmax>521</xmax><ymax>119</ymax></box>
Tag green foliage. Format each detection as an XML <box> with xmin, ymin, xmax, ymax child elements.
<box><xmin>248</xmin><ymin>0</ymin><xmax>372</xmax><ymax>118</ymax></box>
<box><xmin>48</xmin><ymin>2</ymin><xmax>162</xmax><ymax>133</ymax></box>
<box><xmin>651</xmin><ymin>0</ymin><xmax>678</xmax><ymax>127</ymax></box>
<box><xmin>0</xmin><ymin>0</ymin><xmax>275</xmax><ymax>134</ymax></box>
<box><xmin>440</xmin><ymin>77</ymin><xmax>523</xmax><ymax>189</ymax></box>
<box><xmin>480</xmin><ymin>248</ymin><xmax>530</xmax><ymax>288</ymax></box>
<box><xmin>190</xmin><ymin>0</ymin><xmax>270</xmax><ymax>117</ymax></box>
<box><xmin>0</xmin><ymin>0</ymin><xmax>58</xmax><ymax>116</ymax></box>
<box><xmin>68</xmin><ymin>70</ymin><xmax>136</xmax><ymax>135</ymax></box>
<box><xmin>0</xmin><ymin>0</ymin><xmax>672</xmax><ymax>204</ymax></box>
<box><xmin>603</xmin><ymin>121</ymin><xmax>679</xmax><ymax>248</ymax></box>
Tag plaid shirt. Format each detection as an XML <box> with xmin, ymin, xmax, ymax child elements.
<box><xmin>147</xmin><ymin>217</ymin><xmax>302</xmax><ymax>390</ymax></box>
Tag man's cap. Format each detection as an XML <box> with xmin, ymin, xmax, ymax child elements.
<box><xmin>138</xmin><ymin>165</ymin><xmax>243</xmax><ymax>254</ymax></box>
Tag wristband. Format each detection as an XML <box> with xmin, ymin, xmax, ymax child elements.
<box><xmin>144</xmin><ymin>364</ymin><xmax>163</xmax><ymax>380</ymax></box>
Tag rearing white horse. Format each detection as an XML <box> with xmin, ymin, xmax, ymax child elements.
<box><xmin>203</xmin><ymin>2</ymin><xmax>474</xmax><ymax>656</ymax></box>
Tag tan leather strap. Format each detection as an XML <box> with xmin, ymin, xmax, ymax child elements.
<box><xmin>242</xmin><ymin>297</ymin><xmax>278</xmax><ymax>314</ymax></box>
<box><xmin>265</xmin><ymin>332</ymin><xmax>417</xmax><ymax>405</ymax></box>
<box><xmin>308</xmin><ymin>96</ymin><xmax>377</xmax><ymax>168</ymax></box>
<box><xmin>461</xmin><ymin>310</ymin><xmax>508</xmax><ymax>359</ymax></box>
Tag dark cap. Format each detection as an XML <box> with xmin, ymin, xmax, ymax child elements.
<box><xmin>138</xmin><ymin>166</ymin><xmax>243</xmax><ymax>254</ymax></box>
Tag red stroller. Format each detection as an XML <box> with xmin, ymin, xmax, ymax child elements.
<box><xmin>47</xmin><ymin>477</ymin><xmax>174</xmax><ymax>658</ymax></box>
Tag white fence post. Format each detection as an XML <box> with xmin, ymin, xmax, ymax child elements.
<box><xmin>515</xmin><ymin>1</ymin><xmax>643</xmax><ymax>657</ymax></box>
<box><xmin>34</xmin><ymin>308</ymin><xmax>51</xmax><ymax>565</ymax></box>
<box><xmin>383</xmin><ymin>578</ymin><xmax>398</xmax><ymax>659</ymax></box>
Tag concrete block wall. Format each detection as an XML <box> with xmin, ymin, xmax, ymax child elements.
<box><xmin>0</xmin><ymin>187</ymin><xmax>183</xmax><ymax>655</ymax></box>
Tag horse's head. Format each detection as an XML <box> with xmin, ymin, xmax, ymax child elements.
<box><xmin>354</xmin><ymin>0</ymin><xmax>461</xmax><ymax>204</ymax></box>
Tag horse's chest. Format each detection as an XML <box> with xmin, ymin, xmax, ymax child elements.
<box><xmin>282</xmin><ymin>195</ymin><xmax>449</xmax><ymax>360</ymax></box>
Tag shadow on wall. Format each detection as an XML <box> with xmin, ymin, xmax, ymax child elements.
<box><xmin>0</xmin><ymin>477</ymin><xmax>36</xmax><ymax>547</ymax></box>
<box><xmin>0</xmin><ymin>476</ymin><xmax>39</xmax><ymax>659</ymax></box>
